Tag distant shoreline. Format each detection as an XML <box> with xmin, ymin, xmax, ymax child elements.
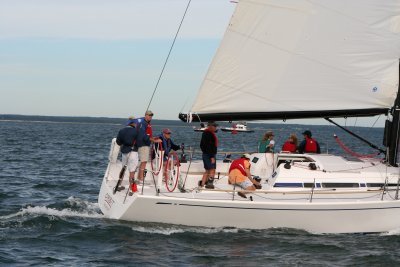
<box><xmin>0</xmin><ymin>114</ymin><xmax>182</xmax><ymax>126</ymax></box>
<box><xmin>0</xmin><ymin>114</ymin><xmax>384</xmax><ymax>129</ymax></box>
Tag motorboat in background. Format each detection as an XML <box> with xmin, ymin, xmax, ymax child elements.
<box><xmin>193</xmin><ymin>122</ymin><xmax>207</xmax><ymax>132</ymax></box>
<box><xmin>193</xmin><ymin>122</ymin><xmax>219</xmax><ymax>132</ymax></box>
<box><xmin>221</xmin><ymin>122</ymin><xmax>254</xmax><ymax>133</ymax></box>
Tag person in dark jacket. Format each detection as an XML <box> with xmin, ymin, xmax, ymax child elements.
<box><xmin>200</xmin><ymin>121</ymin><xmax>218</xmax><ymax>189</ymax></box>
<box><xmin>298</xmin><ymin>130</ymin><xmax>321</xmax><ymax>154</ymax></box>
<box><xmin>116</xmin><ymin>119</ymin><xmax>139</xmax><ymax>184</ymax></box>
<box><xmin>158</xmin><ymin>128</ymin><xmax>180</xmax><ymax>161</ymax></box>
<box><xmin>157</xmin><ymin>128</ymin><xmax>181</xmax><ymax>179</ymax></box>
<box><xmin>133</xmin><ymin>110</ymin><xmax>161</xmax><ymax>181</ymax></box>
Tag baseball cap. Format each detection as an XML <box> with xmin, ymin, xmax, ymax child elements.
<box><xmin>302</xmin><ymin>130</ymin><xmax>312</xmax><ymax>137</ymax></box>
<box><xmin>162</xmin><ymin>128</ymin><xmax>172</xmax><ymax>134</ymax></box>
<box><xmin>125</xmin><ymin>116</ymin><xmax>135</xmax><ymax>126</ymax></box>
<box><xmin>242</xmin><ymin>153</ymin><xmax>251</xmax><ymax>159</ymax></box>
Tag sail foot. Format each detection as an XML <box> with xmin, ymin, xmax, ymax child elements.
<box><xmin>179</xmin><ymin>109</ymin><xmax>388</xmax><ymax>123</ymax></box>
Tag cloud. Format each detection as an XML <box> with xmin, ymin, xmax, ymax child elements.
<box><xmin>0</xmin><ymin>0</ymin><xmax>235</xmax><ymax>40</ymax></box>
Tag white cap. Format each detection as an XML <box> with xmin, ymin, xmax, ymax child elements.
<box><xmin>242</xmin><ymin>153</ymin><xmax>251</xmax><ymax>159</ymax></box>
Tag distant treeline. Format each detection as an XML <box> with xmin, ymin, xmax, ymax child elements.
<box><xmin>0</xmin><ymin>114</ymin><xmax>183</xmax><ymax>126</ymax></box>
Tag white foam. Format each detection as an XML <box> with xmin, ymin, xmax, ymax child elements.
<box><xmin>0</xmin><ymin>197</ymin><xmax>104</xmax><ymax>221</ymax></box>
<box><xmin>67</xmin><ymin>196</ymin><xmax>100</xmax><ymax>212</ymax></box>
<box><xmin>381</xmin><ymin>228</ymin><xmax>400</xmax><ymax>236</ymax></box>
<box><xmin>131</xmin><ymin>225</ymin><xmax>241</xmax><ymax>235</ymax></box>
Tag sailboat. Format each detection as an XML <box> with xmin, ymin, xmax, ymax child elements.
<box><xmin>193</xmin><ymin>122</ymin><xmax>207</xmax><ymax>132</ymax></box>
<box><xmin>98</xmin><ymin>0</ymin><xmax>400</xmax><ymax>234</ymax></box>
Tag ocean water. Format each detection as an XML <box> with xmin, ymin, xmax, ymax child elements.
<box><xmin>1</xmin><ymin>118</ymin><xmax>400</xmax><ymax>266</ymax></box>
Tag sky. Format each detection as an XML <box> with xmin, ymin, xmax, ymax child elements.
<box><xmin>0</xmin><ymin>0</ymin><xmax>235</xmax><ymax>119</ymax></box>
<box><xmin>0</xmin><ymin>0</ymin><xmax>387</xmax><ymax>127</ymax></box>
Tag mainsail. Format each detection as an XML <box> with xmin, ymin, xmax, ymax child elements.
<box><xmin>179</xmin><ymin>0</ymin><xmax>400</xmax><ymax>122</ymax></box>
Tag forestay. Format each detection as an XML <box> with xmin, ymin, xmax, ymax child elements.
<box><xmin>183</xmin><ymin>0</ymin><xmax>400</xmax><ymax>122</ymax></box>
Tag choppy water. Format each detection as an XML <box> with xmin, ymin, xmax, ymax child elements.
<box><xmin>1</xmin><ymin>118</ymin><xmax>399</xmax><ymax>266</ymax></box>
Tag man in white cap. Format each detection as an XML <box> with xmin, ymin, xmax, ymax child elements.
<box><xmin>228</xmin><ymin>154</ymin><xmax>261</xmax><ymax>198</ymax></box>
<box><xmin>134</xmin><ymin>110</ymin><xmax>162</xmax><ymax>181</ymax></box>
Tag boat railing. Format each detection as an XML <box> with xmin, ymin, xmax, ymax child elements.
<box><xmin>198</xmin><ymin>188</ymin><xmax>387</xmax><ymax>195</ymax></box>
<box><xmin>197</xmin><ymin>187</ymin><xmax>395</xmax><ymax>202</ymax></box>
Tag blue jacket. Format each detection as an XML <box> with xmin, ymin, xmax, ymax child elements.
<box><xmin>116</xmin><ymin>126</ymin><xmax>138</xmax><ymax>154</ymax></box>
<box><xmin>158</xmin><ymin>133</ymin><xmax>180</xmax><ymax>160</ymax></box>
<box><xmin>134</xmin><ymin>117</ymin><xmax>151</xmax><ymax>147</ymax></box>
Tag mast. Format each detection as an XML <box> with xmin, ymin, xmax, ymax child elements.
<box><xmin>387</xmin><ymin>60</ymin><xmax>400</xmax><ymax>166</ymax></box>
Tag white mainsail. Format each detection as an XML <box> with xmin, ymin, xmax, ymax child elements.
<box><xmin>188</xmin><ymin>0</ymin><xmax>400</xmax><ymax>120</ymax></box>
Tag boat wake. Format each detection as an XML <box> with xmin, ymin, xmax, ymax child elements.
<box><xmin>131</xmin><ymin>224</ymin><xmax>247</xmax><ymax>236</ymax></box>
<box><xmin>0</xmin><ymin>196</ymin><xmax>104</xmax><ymax>222</ymax></box>
<box><xmin>381</xmin><ymin>228</ymin><xmax>400</xmax><ymax>236</ymax></box>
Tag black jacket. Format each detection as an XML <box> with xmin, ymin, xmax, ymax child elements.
<box><xmin>200</xmin><ymin>130</ymin><xmax>217</xmax><ymax>154</ymax></box>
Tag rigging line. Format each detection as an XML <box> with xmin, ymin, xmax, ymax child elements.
<box><xmin>179</xmin><ymin>93</ymin><xmax>192</xmax><ymax>113</ymax></box>
<box><xmin>145</xmin><ymin>0</ymin><xmax>192</xmax><ymax>112</ymax></box>
<box><xmin>369</xmin><ymin>115</ymin><xmax>381</xmax><ymax>129</ymax></box>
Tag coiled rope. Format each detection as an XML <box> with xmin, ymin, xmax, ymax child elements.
<box><xmin>334</xmin><ymin>134</ymin><xmax>380</xmax><ymax>159</ymax></box>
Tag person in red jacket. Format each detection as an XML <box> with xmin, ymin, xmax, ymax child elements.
<box><xmin>298</xmin><ymin>130</ymin><xmax>321</xmax><ymax>154</ymax></box>
<box><xmin>281</xmin><ymin>133</ymin><xmax>298</xmax><ymax>153</ymax></box>
<box><xmin>228</xmin><ymin>154</ymin><xmax>261</xmax><ymax>198</ymax></box>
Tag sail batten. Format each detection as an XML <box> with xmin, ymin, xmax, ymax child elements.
<box><xmin>183</xmin><ymin>0</ymin><xmax>400</xmax><ymax>122</ymax></box>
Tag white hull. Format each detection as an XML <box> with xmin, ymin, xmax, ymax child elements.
<box><xmin>98</xmin><ymin>139</ymin><xmax>400</xmax><ymax>234</ymax></box>
<box><xmin>220</xmin><ymin>128</ymin><xmax>254</xmax><ymax>133</ymax></box>
<box><xmin>220</xmin><ymin>123</ymin><xmax>253</xmax><ymax>133</ymax></box>
<box><xmin>99</xmin><ymin>187</ymin><xmax>400</xmax><ymax>234</ymax></box>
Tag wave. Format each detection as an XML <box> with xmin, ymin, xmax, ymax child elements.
<box><xmin>0</xmin><ymin>196</ymin><xmax>104</xmax><ymax>221</ymax></box>
<box><xmin>130</xmin><ymin>224</ymin><xmax>245</xmax><ymax>236</ymax></box>
<box><xmin>381</xmin><ymin>228</ymin><xmax>400</xmax><ymax>236</ymax></box>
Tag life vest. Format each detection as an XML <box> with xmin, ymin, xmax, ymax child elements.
<box><xmin>229</xmin><ymin>158</ymin><xmax>250</xmax><ymax>176</ymax></box>
<box><xmin>282</xmin><ymin>141</ymin><xmax>296</xmax><ymax>153</ymax></box>
<box><xmin>146</xmin><ymin>122</ymin><xmax>153</xmax><ymax>137</ymax></box>
<box><xmin>304</xmin><ymin>137</ymin><xmax>318</xmax><ymax>153</ymax></box>
<box><xmin>135</xmin><ymin>117</ymin><xmax>153</xmax><ymax>137</ymax></box>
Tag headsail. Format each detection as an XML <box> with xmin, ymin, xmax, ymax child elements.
<box><xmin>180</xmin><ymin>0</ymin><xmax>400</xmax><ymax>122</ymax></box>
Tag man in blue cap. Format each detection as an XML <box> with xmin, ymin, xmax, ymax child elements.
<box><xmin>298</xmin><ymin>130</ymin><xmax>321</xmax><ymax>154</ymax></box>
<box><xmin>116</xmin><ymin>117</ymin><xmax>142</xmax><ymax>192</ymax></box>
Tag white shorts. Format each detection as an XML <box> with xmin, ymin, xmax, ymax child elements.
<box><xmin>138</xmin><ymin>146</ymin><xmax>150</xmax><ymax>162</ymax></box>
<box><xmin>237</xmin><ymin>179</ymin><xmax>253</xmax><ymax>189</ymax></box>
<box><xmin>122</xmin><ymin>152</ymin><xmax>139</xmax><ymax>173</ymax></box>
